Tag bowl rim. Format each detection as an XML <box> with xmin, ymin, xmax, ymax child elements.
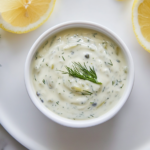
<box><xmin>24</xmin><ymin>20</ymin><xmax>134</xmax><ymax>128</ymax></box>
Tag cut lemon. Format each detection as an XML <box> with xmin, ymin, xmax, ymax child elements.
<box><xmin>0</xmin><ymin>0</ymin><xmax>56</xmax><ymax>34</ymax></box>
<box><xmin>132</xmin><ymin>0</ymin><xmax>150</xmax><ymax>52</ymax></box>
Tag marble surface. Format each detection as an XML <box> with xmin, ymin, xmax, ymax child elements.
<box><xmin>0</xmin><ymin>125</ymin><xmax>27</xmax><ymax>150</ymax></box>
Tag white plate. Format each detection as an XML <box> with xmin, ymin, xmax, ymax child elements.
<box><xmin>0</xmin><ymin>0</ymin><xmax>150</xmax><ymax>149</ymax></box>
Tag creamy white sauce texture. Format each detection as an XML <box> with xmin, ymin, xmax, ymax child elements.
<box><xmin>32</xmin><ymin>28</ymin><xmax>128</xmax><ymax>120</ymax></box>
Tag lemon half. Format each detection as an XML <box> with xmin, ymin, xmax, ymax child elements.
<box><xmin>0</xmin><ymin>0</ymin><xmax>56</xmax><ymax>34</ymax></box>
<box><xmin>132</xmin><ymin>0</ymin><xmax>150</xmax><ymax>52</ymax></box>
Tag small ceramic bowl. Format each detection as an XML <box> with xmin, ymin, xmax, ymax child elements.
<box><xmin>25</xmin><ymin>21</ymin><xmax>134</xmax><ymax>128</ymax></box>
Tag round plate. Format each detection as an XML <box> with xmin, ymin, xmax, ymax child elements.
<box><xmin>0</xmin><ymin>0</ymin><xmax>150</xmax><ymax>149</ymax></box>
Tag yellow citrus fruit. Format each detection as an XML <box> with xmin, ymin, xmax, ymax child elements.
<box><xmin>0</xmin><ymin>0</ymin><xmax>56</xmax><ymax>34</ymax></box>
<box><xmin>132</xmin><ymin>0</ymin><xmax>150</xmax><ymax>52</ymax></box>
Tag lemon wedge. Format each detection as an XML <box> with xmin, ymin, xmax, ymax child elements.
<box><xmin>132</xmin><ymin>0</ymin><xmax>150</xmax><ymax>52</ymax></box>
<box><xmin>0</xmin><ymin>0</ymin><xmax>56</xmax><ymax>34</ymax></box>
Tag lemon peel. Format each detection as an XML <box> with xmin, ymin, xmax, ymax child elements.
<box><xmin>132</xmin><ymin>0</ymin><xmax>150</xmax><ymax>52</ymax></box>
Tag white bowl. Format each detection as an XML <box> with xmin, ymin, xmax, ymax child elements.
<box><xmin>25</xmin><ymin>21</ymin><xmax>134</xmax><ymax>128</ymax></box>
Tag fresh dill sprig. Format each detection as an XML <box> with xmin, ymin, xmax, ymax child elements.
<box><xmin>59</xmin><ymin>62</ymin><xmax>102</xmax><ymax>85</ymax></box>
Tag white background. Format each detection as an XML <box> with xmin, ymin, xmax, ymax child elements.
<box><xmin>0</xmin><ymin>0</ymin><xmax>150</xmax><ymax>149</ymax></box>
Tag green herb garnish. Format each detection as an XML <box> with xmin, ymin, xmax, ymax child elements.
<box><xmin>59</xmin><ymin>62</ymin><xmax>102</xmax><ymax>85</ymax></box>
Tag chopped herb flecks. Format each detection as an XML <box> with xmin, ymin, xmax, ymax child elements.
<box><xmin>102</xmin><ymin>87</ymin><xmax>105</xmax><ymax>92</ymax></box>
<box><xmin>112</xmin><ymin>81</ymin><xmax>115</xmax><ymax>85</ymax></box>
<box><xmin>93</xmin><ymin>33</ymin><xmax>97</xmax><ymax>37</ymax></box>
<box><xmin>102</xmin><ymin>41</ymin><xmax>107</xmax><ymax>49</ymax></box>
<box><xmin>108</xmin><ymin>60</ymin><xmax>113</xmax><ymax>66</ymax></box>
<box><xmin>62</xmin><ymin>56</ymin><xmax>65</xmax><ymax>61</ymax></box>
<box><xmin>43</xmin><ymin>79</ymin><xmax>45</xmax><ymax>84</ymax></box>
<box><xmin>71</xmin><ymin>51</ymin><xmax>74</xmax><ymax>55</ymax></box>
<box><xmin>120</xmin><ymin>84</ymin><xmax>124</xmax><ymax>88</ymax></box>
<box><xmin>32</xmin><ymin>29</ymin><xmax>127</xmax><ymax>120</ymax></box>
<box><xmin>81</xmin><ymin>90</ymin><xmax>93</xmax><ymax>95</ymax></box>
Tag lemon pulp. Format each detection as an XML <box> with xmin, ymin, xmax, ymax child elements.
<box><xmin>0</xmin><ymin>0</ymin><xmax>56</xmax><ymax>33</ymax></box>
<box><xmin>138</xmin><ymin>0</ymin><xmax>150</xmax><ymax>42</ymax></box>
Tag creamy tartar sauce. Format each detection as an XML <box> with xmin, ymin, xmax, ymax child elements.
<box><xmin>32</xmin><ymin>28</ymin><xmax>128</xmax><ymax>120</ymax></box>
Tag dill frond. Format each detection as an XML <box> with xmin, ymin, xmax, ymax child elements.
<box><xmin>59</xmin><ymin>62</ymin><xmax>102</xmax><ymax>85</ymax></box>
